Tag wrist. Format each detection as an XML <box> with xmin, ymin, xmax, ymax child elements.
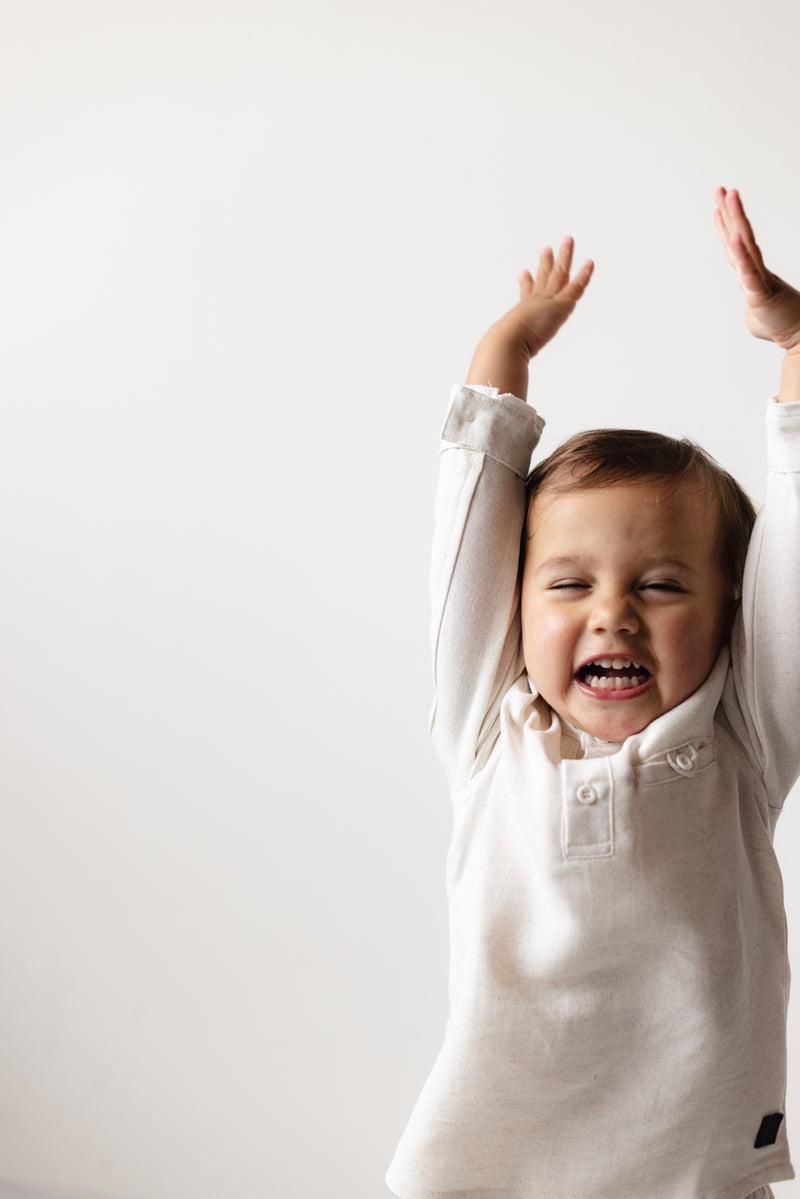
<box><xmin>778</xmin><ymin>346</ymin><xmax>800</xmax><ymax>403</ymax></box>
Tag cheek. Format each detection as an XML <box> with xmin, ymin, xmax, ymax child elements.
<box><xmin>661</xmin><ymin>607</ymin><xmax>724</xmax><ymax>676</ymax></box>
<box><xmin>521</xmin><ymin>605</ymin><xmax>579</xmax><ymax>680</ymax></box>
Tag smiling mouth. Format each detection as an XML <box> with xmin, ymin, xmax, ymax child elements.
<box><xmin>576</xmin><ymin>658</ymin><xmax>652</xmax><ymax>692</ymax></box>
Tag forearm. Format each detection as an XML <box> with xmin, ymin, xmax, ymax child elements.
<box><xmin>466</xmin><ymin>324</ymin><xmax>531</xmax><ymax>402</ymax></box>
<box><xmin>778</xmin><ymin>347</ymin><xmax>800</xmax><ymax>403</ymax></box>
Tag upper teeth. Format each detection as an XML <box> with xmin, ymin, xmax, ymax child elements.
<box><xmin>589</xmin><ymin>658</ymin><xmax>638</xmax><ymax>669</ymax></box>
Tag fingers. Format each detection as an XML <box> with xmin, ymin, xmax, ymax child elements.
<box><xmin>552</xmin><ymin>236</ymin><xmax>575</xmax><ymax>285</ymax></box>
<box><xmin>714</xmin><ymin>187</ymin><xmax>740</xmax><ymax>266</ymax></box>
<box><xmin>562</xmin><ymin>257</ymin><xmax>595</xmax><ymax>301</ymax></box>
<box><xmin>538</xmin><ymin>237</ymin><xmax>573</xmax><ymax>288</ymax></box>
<box><xmin>729</xmin><ymin>232</ymin><xmax>774</xmax><ymax>305</ymax></box>
<box><xmin>536</xmin><ymin>245</ymin><xmax>555</xmax><ymax>283</ymax></box>
<box><xmin>714</xmin><ymin>186</ymin><xmax>767</xmax><ymax>277</ymax></box>
<box><xmin>714</xmin><ymin>186</ymin><xmax>777</xmax><ymax>313</ymax></box>
<box><xmin>525</xmin><ymin>237</ymin><xmax>591</xmax><ymax>297</ymax></box>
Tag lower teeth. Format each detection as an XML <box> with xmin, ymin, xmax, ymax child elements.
<box><xmin>585</xmin><ymin>675</ymin><xmax>646</xmax><ymax>690</ymax></box>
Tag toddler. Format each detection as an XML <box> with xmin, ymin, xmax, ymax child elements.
<box><xmin>386</xmin><ymin>189</ymin><xmax>800</xmax><ymax>1199</ymax></box>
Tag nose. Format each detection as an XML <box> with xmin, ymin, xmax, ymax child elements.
<box><xmin>590</xmin><ymin>590</ymin><xmax>639</xmax><ymax>637</ymax></box>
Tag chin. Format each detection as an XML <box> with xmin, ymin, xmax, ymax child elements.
<box><xmin>566</xmin><ymin>677</ymin><xmax>664</xmax><ymax>742</ymax></box>
<box><xmin>570</xmin><ymin>701</ymin><xmax>656</xmax><ymax>743</ymax></box>
<box><xmin>583</xmin><ymin>717</ymin><xmax>649</xmax><ymax>742</ymax></box>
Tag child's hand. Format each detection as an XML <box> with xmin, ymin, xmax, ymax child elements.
<box><xmin>714</xmin><ymin>187</ymin><xmax>800</xmax><ymax>352</ymax></box>
<box><xmin>466</xmin><ymin>238</ymin><xmax>593</xmax><ymax>400</ymax></box>
<box><xmin>502</xmin><ymin>239</ymin><xmax>595</xmax><ymax>359</ymax></box>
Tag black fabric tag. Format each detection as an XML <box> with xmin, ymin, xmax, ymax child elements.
<box><xmin>754</xmin><ymin>1112</ymin><xmax>784</xmax><ymax>1148</ymax></box>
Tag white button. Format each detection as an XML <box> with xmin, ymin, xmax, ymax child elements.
<box><xmin>667</xmin><ymin>746</ymin><xmax>697</xmax><ymax>776</ymax></box>
<box><xmin>576</xmin><ymin>784</ymin><xmax>597</xmax><ymax>805</ymax></box>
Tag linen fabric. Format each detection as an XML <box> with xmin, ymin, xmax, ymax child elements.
<box><xmin>386</xmin><ymin>387</ymin><xmax>800</xmax><ymax>1199</ymax></box>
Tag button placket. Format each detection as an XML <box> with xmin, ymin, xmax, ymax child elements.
<box><xmin>561</xmin><ymin>760</ymin><xmax>614</xmax><ymax>858</ymax></box>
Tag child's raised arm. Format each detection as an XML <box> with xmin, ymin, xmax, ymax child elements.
<box><xmin>714</xmin><ymin>187</ymin><xmax>800</xmax><ymax>403</ymax></box>
<box><xmin>466</xmin><ymin>238</ymin><xmax>594</xmax><ymax>401</ymax></box>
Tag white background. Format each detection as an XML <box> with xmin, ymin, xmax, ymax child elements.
<box><xmin>1</xmin><ymin>1</ymin><xmax>799</xmax><ymax>1197</ymax></box>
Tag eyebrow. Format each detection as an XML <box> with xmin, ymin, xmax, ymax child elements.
<box><xmin>533</xmin><ymin>555</ymin><xmax>698</xmax><ymax>577</ymax></box>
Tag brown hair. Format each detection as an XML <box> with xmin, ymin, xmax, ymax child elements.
<box><xmin>526</xmin><ymin>429</ymin><xmax>757</xmax><ymax>596</ymax></box>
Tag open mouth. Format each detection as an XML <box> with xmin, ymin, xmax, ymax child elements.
<box><xmin>575</xmin><ymin>658</ymin><xmax>652</xmax><ymax>692</ymax></box>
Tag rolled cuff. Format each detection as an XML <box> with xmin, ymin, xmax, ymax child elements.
<box><xmin>443</xmin><ymin>385</ymin><xmax>545</xmax><ymax>479</ymax></box>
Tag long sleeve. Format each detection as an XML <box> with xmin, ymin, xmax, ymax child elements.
<box><xmin>727</xmin><ymin>398</ymin><xmax>800</xmax><ymax>805</ymax></box>
<box><xmin>429</xmin><ymin>385</ymin><xmax>544</xmax><ymax>793</ymax></box>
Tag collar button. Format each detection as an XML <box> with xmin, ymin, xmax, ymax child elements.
<box><xmin>667</xmin><ymin>746</ymin><xmax>697</xmax><ymax>776</ymax></box>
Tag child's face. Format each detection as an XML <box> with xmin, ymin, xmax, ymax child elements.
<box><xmin>521</xmin><ymin>478</ymin><xmax>732</xmax><ymax>742</ymax></box>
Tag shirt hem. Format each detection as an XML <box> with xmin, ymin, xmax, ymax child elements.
<box><xmin>385</xmin><ymin>1161</ymin><xmax>795</xmax><ymax>1199</ymax></box>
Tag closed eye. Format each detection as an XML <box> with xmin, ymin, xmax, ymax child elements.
<box><xmin>640</xmin><ymin>582</ymin><xmax>685</xmax><ymax>593</ymax></box>
<box><xmin>549</xmin><ymin>581</ymin><xmax>590</xmax><ymax>591</ymax></box>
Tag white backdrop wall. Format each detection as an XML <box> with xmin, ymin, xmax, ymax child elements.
<box><xmin>1</xmin><ymin>1</ymin><xmax>799</xmax><ymax>1197</ymax></box>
